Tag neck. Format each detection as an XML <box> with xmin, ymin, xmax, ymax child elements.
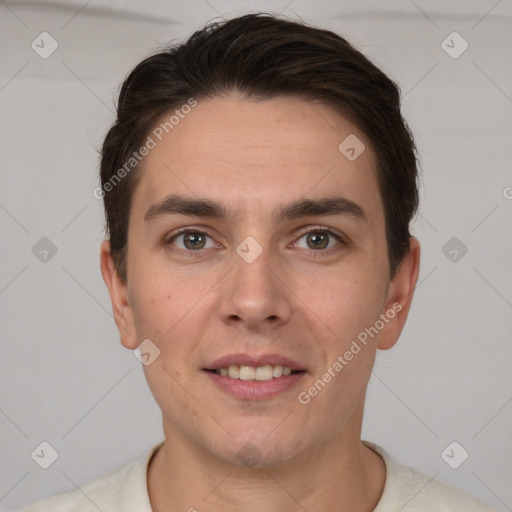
<box><xmin>148</xmin><ymin>414</ymin><xmax>385</xmax><ymax>512</ymax></box>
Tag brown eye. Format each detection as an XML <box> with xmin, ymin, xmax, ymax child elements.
<box><xmin>167</xmin><ymin>229</ymin><xmax>216</xmax><ymax>251</ymax></box>
<box><xmin>293</xmin><ymin>226</ymin><xmax>346</xmax><ymax>255</ymax></box>
<box><xmin>182</xmin><ymin>231</ymin><xmax>207</xmax><ymax>250</ymax></box>
<box><xmin>306</xmin><ymin>231</ymin><xmax>330</xmax><ymax>250</ymax></box>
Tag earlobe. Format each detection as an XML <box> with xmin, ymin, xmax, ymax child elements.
<box><xmin>99</xmin><ymin>240</ymin><xmax>139</xmax><ymax>350</ymax></box>
<box><xmin>378</xmin><ymin>237</ymin><xmax>421</xmax><ymax>350</ymax></box>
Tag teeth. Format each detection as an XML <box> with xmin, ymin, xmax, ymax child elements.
<box><xmin>215</xmin><ymin>364</ymin><xmax>299</xmax><ymax>380</ymax></box>
<box><xmin>255</xmin><ymin>365</ymin><xmax>273</xmax><ymax>381</ymax></box>
<box><xmin>239</xmin><ymin>366</ymin><xmax>256</xmax><ymax>380</ymax></box>
<box><xmin>272</xmin><ymin>365</ymin><xmax>283</xmax><ymax>378</ymax></box>
<box><xmin>228</xmin><ymin>365</ymin><xmax>240</xmax><ymax>379</ymax></box>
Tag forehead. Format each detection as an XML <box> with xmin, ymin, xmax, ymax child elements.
<box><xmin>131</xmin><ymin>95</ymin><xmax>384</xmax><ymax>227</ymax></box>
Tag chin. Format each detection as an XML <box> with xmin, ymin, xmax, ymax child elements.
<box><xmin>207</xmin><ymin>423</ymin><xmax>308</xmax><ymax>469</ymax></box>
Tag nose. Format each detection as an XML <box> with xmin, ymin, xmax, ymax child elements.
<box><xmin>218</xmin><ymin>242</ymin><xmax>293</xmax><ymax>333</ymax></box>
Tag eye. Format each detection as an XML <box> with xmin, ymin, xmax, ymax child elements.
<box><xmin>166</xmin><ymin>228</ymin><xmax>218</xmax><ymax>251</ymax></box>
<box><xmin>293</xmin><ymin>226</ymin><xmax>346</xmax><ymax>254</ymax></box>
<box><xmin>164</xmin><ymin>225</ymin><xmax>347</xmax><ymax>256</ymax></box>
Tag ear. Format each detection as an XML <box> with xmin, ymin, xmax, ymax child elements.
<box><xmin>99</xmin><ymin>240</ymin><xmax>139</xmax><ymax>350</ymax></box>
<box><xmin>378</xmin><ymin>237</ymin><xmax>421</xmax><ymax>350</ymax></box>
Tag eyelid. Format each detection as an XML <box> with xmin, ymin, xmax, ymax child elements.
<box><xmin>295</xmin><ymin>224</ymin><xmax>347</xmax><ymax>242</ymax></box>
<box><xmin>164</xmin><ymin>226</ymin><xmax>219</xmax><ymax>251</ymax></box>
<box><xmin>292</xmin><ymin>224</ymin><xmax>348</xmax><ymax>254</ymax></box>
<box><xmin>164</xmin><ymin>224</ymin><xmax>348</xmax><ymax>254</ymax></box>
<box><xmin>165</xmin><ymin>225</ymin><xmax>205</xmax><ymax>240</ymax></box>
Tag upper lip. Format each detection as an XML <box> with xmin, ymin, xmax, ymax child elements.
<box><xmin>204</xmin><ymin>353</ymin><xmax>306</xmax><ymax>371</ymax></box>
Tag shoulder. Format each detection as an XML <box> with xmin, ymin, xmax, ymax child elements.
<box><xmin>17</xmin><ymin>462</ymin><xmax>136</xmax><ymax>512</ymax></box>
<box><xmin>17</xmin><ymin>442</ymin><xmax>163</xmax><ymax>512</ymax></box>
<box><xmin>364</xmin><ymin>441</ymin><xmax>497</xmax><ymax>512</ymax></box>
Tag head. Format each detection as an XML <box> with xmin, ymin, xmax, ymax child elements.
<box><xmin>99</xmin><ymin>13</ymin><xmax>420</xmax><ymax>467</ymax></box>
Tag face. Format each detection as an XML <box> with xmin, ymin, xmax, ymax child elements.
<box><xmin>101</xmin><ymin>94</ymin><xmax>419</xmax><ymax>467</ymax></box>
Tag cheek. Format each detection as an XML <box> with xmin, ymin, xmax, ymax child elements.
<box><xmin>129</xmin><ymin>279</ymin><xmax>170</xmax><ymax>335</ymax></box>
<box><xmin>305</xmin><ymin>267</ymin><xmax>387</xmax><ymax>344</ymax></box>
<box><xmin>127</xmin><ymin>273</ymin><xmax>184</xmax><ymax>358</ymax></box>
<box><xmin>142</xmin><ymin>353</ymin><xmax>212</xmax><ymax>442</ymax></box>
<box><xmin>127</xmin><ymin>268</ymin><xmax>212</xmax><ymax>362</ymax></box>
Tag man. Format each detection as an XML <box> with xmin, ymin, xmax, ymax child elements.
<box><xmin>21</xmin><ymin>12</ymin><xmax>496</xmax><ymax>512</ymax></box>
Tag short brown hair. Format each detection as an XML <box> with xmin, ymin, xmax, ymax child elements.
<box><xmin>99</xmin><ymin>12</ymin><xmax>419</xmax><ymax>282</ymax></box>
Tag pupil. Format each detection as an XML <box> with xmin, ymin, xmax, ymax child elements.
<box><xmin>186</xmin><ymin>233</ymin><xmax>204</xmax><ymax>249</ymax></box>
<box><xmin>309</xmin><ymin>232</ymin><xmax>327</xmax><ymax>249</ymax></box>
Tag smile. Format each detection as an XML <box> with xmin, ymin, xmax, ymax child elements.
<box><xmin>210</xmin><ymin>364</ymin><xmax>302</xmax><ymax>381</ymax></box>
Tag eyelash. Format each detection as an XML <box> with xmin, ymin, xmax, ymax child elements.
<box><xmin>292</xmin><ymin>225</ymin><xmax>346</xmax><ymax>256</ymax></box>
<box><xmin>165</xmin><ymin>225</ymin><xmax>347</xmax><ymax>258</ymax></box>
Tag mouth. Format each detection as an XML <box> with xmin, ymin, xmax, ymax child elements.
<box><xmin>203</xmin><ymin>355</ymin><xmax>307</xmax><ymax>400</ymax></box>
<box><xmin>205</xmin><ymin>364</ymin><xmax>304</xmax><ymax>381</ymax></box>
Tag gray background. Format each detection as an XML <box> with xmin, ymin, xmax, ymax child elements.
<box><xmin>1</xmin><ymin>1</ymin><xmax>511</xmax><ymax>510</ymax></box>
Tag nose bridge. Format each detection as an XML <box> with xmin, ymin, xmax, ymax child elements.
<box><xmin>218</xmin><ymin>235</ymin><xmax>292</xmax><ymax>329</ymax></box>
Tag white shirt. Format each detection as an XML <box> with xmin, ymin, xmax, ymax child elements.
<box><xmin>18</xmin><ymin>440</ymin><xmax>497</xmax><ymax>511</ymax></box>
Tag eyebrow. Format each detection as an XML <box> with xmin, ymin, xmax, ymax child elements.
<box><xmin>144</xmin><ymin>193</ymin><xmax>367</xmax><ymax>224</ymax></box>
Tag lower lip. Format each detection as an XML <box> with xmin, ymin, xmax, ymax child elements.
<box><xmin>203</xmin><ymin>370</ymin><xmax>306</xmax><ymax>400</ymax></box>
